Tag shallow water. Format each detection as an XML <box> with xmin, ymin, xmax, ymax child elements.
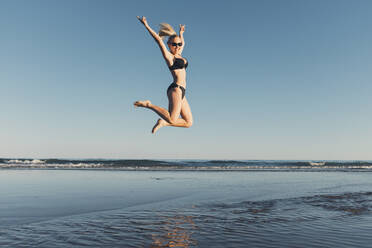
<box><xmin>1</xmin><ymin>170</ymin><xmax>372</xmax><ymax>247</ymax></box>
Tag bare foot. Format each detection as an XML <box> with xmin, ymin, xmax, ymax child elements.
<box><xmin>152</xmin><ymin>118</ymin><xmax>167</xmax><ymax>134</ymax></box>
<box><xmin>134</xmin><ymin>100</ymin><xmax>151</xmax><ymax>108</ymax></box>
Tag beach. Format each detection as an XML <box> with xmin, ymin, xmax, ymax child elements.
<box><xmin>1</xmin><ymin>169</ymin><xmax>372</xmax><ymax>247</ymax></box>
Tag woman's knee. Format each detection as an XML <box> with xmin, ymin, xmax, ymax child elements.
<box><xmin>185</xmin><ymin>119</ymin><xmax>193</xmax><ymax>128</ymax></box>
<box><xmin>168</xmin><ymin>117</ymin><xmax>178</xmax><ymax>125</ymax></box>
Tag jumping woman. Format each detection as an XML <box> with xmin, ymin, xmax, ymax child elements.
<box><xmin>134</xmin><ymin>16</ymin><xmax>193</xmax><ymax>134</ymax></box>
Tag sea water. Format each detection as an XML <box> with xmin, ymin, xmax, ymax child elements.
<box><xmin>1</xmin><ymin>160</ymin><xmax>372</xmax><ymax>247</ymax></box>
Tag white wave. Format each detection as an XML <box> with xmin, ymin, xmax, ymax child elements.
<box><xmin>31</xmin><ymin>159</ymin><xmax>45</xmax><ymax>164</ymax></box>
<box><xmin>309</xmin><ymin>162</ymin><xmax>326</xmax><ymax>166</ymax></box>
<box><xmin>6</xmin><ymin>159</ymin><xmax>45</xmax><ymax>164</ymax></box>
<box><xmin>1</xmin><ymin>161</ymin><xmax>102</xmax><ymax>168</ymax></box>
<box><xmin>1</xmin><ymin>161</ymin><xmax>372</xmax><ymax>170</ymax></box>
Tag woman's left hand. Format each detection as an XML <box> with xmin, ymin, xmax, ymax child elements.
<box><xmin>137</xmin><ymin>16</ymin><xmax>148</xmax><ymax>26</ymax></box>
<box><xmin>179</xmin><ymin>24</ymin><xmax>185</xmax><ymax>34</ymax></box>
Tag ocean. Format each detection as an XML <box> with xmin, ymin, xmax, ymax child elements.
<box><xmin>1</xmin><ymin>158</ymin><xmax>372</xmax><ymax>171</ymax></box>
<box><xmin>1</xmin><ymin>159</ymin><xmax>372</xmax><ymax>247</ymax></box>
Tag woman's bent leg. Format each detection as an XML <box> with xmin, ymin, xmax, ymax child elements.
<box><xmin>152</xmin><ymin>96</ymin><xmax>192</xmax><ymax>133</ymax></box>
<box><xmin>134</xmin><ymin>87</ymin><xmax>183</xmax><ymax>124</ymax></box>
<box><xmin>135</xmin><ymin>88</ymin><xmax>192</xmax><ymax>133</ymax></box>
<box><xmin>134</xmin><ymin>100</ymin><xmax>174</xmax><ymax>123</ymax></box>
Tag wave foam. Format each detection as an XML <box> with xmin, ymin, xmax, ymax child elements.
<box><xmin>6</xmin><ymin>159</ymin><xmax>45</xmax><ymax>164</ymax></box>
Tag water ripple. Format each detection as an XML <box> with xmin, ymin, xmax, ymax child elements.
<box><xmin>1</xmin><ymin>192</ymin><xmax>372</xmax><ymax>247</ymax></box>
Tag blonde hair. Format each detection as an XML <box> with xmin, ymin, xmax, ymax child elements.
<box><xmin>158</xmin><ymin>23</ymin><xmax>178</xmax><ymax>42</ymax></box>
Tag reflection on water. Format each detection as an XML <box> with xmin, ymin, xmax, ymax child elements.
<box><xmin>1</xmin><ymin>192</ymin><xmax>372</xmax><ymax>247</ymax></box>
<box><xmin>151</xmin><ymin>215</ymin><xmax>198</xmax><ymax>247</ymax></box>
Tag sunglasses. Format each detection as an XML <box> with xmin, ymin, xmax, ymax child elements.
<box><xmin>170</xmin><ymin>42</ymin><xmax>183</xmax><ymax>47</ymax></box>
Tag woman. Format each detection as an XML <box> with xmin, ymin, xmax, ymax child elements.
<box><xmin>134</xmin><ymin>16</ymin><xmax>193</xmax><ymax>134</ymax></box>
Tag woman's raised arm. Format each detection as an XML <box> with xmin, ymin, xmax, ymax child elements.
<box><xmin>178</xmin><ymin>24</ymin><xmax>186</xmax><ymax>54</ymax></box>
<box><xmin>137</xmin><ymin>16</ymin><xmax>172</xmax><ymax>63</ymax></box>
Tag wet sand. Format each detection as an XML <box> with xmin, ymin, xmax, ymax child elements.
<box><xmin>1</xmin><ymin>170</ymin><xmax>372</xmax><ymax>247</ymax></box>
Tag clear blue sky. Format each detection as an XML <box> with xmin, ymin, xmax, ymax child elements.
<box><xmin>1</xmin><ymin>0</ymin><xmax>371</xmax><ymax>160</ymax></box>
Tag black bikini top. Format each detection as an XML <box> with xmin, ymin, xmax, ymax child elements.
<box><xmin>169</xmin><ymin>57</ymin><xmax>188</xmax><ymax>70</ymax></box>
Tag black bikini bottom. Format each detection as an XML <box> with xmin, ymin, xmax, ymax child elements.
<box><xmin>167</xmin><ymin>83</ymin><xmax>186</xmax><ymax>99</ymax></box>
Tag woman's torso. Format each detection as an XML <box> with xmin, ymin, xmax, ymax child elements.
<box><xmin>169</xmin><ymin>56</ymin><xmax>188</xmax><ymax>88</ymax></box>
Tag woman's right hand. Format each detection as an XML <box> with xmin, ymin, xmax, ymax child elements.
<box><xmin>137</xmin><ymin>16</ymin><xmax>148</xmax><ymax>26</ymax></box>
